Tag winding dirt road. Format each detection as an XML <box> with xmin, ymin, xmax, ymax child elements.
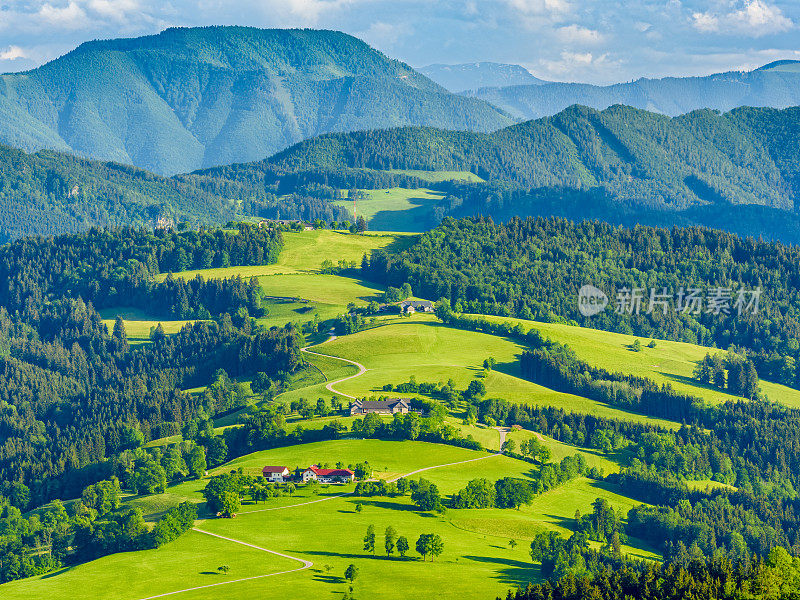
<box><xmin>134</xmin><ymin>341</ymin><xmax>505</xmax><ymax>599</ymax></box>
<box><xmin>301</xmin><ymin>342</ymin><xmax>367</xmax><ymax>400</ymax></box>
<box><xmin>137</xmin><ymin>529</ymin><xmax>313</xmax><ymax>600</ymax></box>
<box><xmin>135</xmin><ymin>453</ymin><xmax>501</xmax><ymax>599</ymax></box>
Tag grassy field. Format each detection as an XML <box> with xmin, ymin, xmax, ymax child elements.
<box><xmin>475</xmin><ymin>315</ymin><xmax>800</xmax><ymax>409</ymax></box>
<box><xmin>3</xmin><ymin>440</ymin><xmax>655</xmax><ymax>600</ymax></box>
<box><xmin>157</xmin><ymin>229</ymin><xmax>416</xmax><ymax>280</ymax></box>
<box><xmin>98</xmin><ymin>307</ymin><xmax>197</xmax><ymax>343</ymax></box>
<box><xmin>0</xmin><ymin>529</ymin><xmax>298</xmax><ymax>600</ymax></box>
<box><xmin>384</xmin><ymin>169</ymin><xmax>485</xmax><ymax>183</ymax></box>
<box><xmin>335</xmin><ymin>188</ymin><xmax>446</xmax><ymax>232</ymax></box>
<box><xmin>312</xmin><ymin>319</ymin><xmax>679</xmax><ymax>428</ymax></box>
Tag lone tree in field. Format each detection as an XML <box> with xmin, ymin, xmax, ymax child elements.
<box><xmin>219</xmin><ymin>491</ymin><xmax>240</xmax><ymax>517</ymax></box>
<box><xmin>509</xmin><ymin>539</ymin><xmax>518</xmax><ymax>550</ymax></box>
<box><xmin>363</xmin><ymin>524</ymin><xmax>376</xmax><ymax>555</ymax></box>
<box><xmin>397</xmin><ymin>535</ymin><xmax>410</xmax><ymax>558</ymax></box>
<box><xmin>355</xmin><ymin>502</ymin><xmax>363</xmax><ymax>513</ymax></box>
<box><xmin>385</xmin><ymin>526</ymin><xmax>397</xmax><ymax>557</ymax></box>
<box><xmin>217</xmin><ymin>565</ymin><xmax>230</xmax><ymax>575</ymax></box>
<box><xmin>416</xmin><ymin>533</ymin><xmax>445</xmax><ymax>561</ymax></box>
<box><xmin>344</xmin><ymin>563</ymin><xmax>359</xmax><ymax>583</ymax></box>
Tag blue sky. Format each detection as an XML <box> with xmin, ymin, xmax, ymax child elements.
<box><xmin>0</xmin><ymin>1</ymin><xmax>798</xmax><ymax>84</ymax></box>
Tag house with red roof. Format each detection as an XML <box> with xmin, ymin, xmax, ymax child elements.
<box><xmin>302</xmin><ymin>465</ymin><xmax>355</xmax><ymax>484</ymax></box>
<box><xmin>262</xmin><ymin>466</ymin><xmax>291</xmax><ymax>482</ymax></box>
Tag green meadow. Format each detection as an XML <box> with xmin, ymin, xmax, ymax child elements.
<box><xmin>2</xmin><ymin>440</ymin><xmax>651</xmax><ymax>600</ymax></box>
<box><xmin>384</xmin><ymin>169</ymin><xmax>485</xmax><ymax>183</ymax></box>
<box><xmin>312</xmin><ymin>319</ymin><xmax>679</xmax><ymax>428</ymax></box>
<box><xmin>98</xmin><ymin>307</ymin><xmax>197</xmax><ymax>343</ymax></box>
<box><xmin>335</xmin><ymin>188</ymin><xmax>446</xmax><ymax>232</ymax></box>
<box><xmin>475</xmin><ymin>315</ymin><xmax>800</xmax><ymax>408</ymax></box>
<box><xmin>157</xmin><ymin>229</ymin><xmax>415</xmax><ymax>279</ymax></box>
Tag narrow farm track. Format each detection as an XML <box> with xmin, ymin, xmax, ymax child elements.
<box><xmin>134</xmin><ymin>453</ymin><xmax>501</xmax><ymax>600</ymax></box>
<box><xmin>136</xmin><ymin>529</ymin><xmax>312</xmax><ymax>600</ymax></box>
<box><xmin>300</xmin><ymin>343</ymin><xmax>367</xmax><ymax>399</ymax></box>
<box><xmin>135</xmin><ymin>339</ymin><xmax>506</xmax><ymax>600</ymax></box>
<box><xmin>242</xmin><ymin>452</ymin><xmax>501</xmax><ymax>515</ymax></box>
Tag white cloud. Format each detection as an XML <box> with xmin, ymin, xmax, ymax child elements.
<box><xmin>0</xmin><ymin>45</ymin><xmax>28</xmax><ymax>61</ymax></box>
<box><xmin>537</xmin><ymin>49</ymin><xmax>622</xmax><ymax>79</ymax></box>
<box><xmin>505</xmin><ymin>0</ymin><xmax>570</xmax><ymax>15</ymax></box>
<box><xmin>283</xmin><ymin>0</ymin><xmax>356</xmax><ymax>23</ymax></box>
<box><xmin>692</xmin><ymin>0</ymin><xmax>793</xmax><ymax>37</ymax></box>
<box><xmin>87</xmin><ymin>0</ymin><xmax>143</xmax><ymax>23</ymax></box>
<box><xmin>359</xmin><ymin>21</ymin><xmax>409</xmax><ymax>48</ymax></box>
<box><xmin>502</xmin><ymin>0</ymin><xmax>571</xmax><ymax>29</ymax></box>
<box><xmin>37</xmin><ymin>2</ymin><xmax>88</xmax><ymax>28</ymax></box>
<box><xmin>555</xmin><ymin>24</ymin><xmax>603</xmax><ymax>44</ymax></box>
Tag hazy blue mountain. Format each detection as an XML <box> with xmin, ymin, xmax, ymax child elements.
<box><xmin>247</xmin><ymin>103</ymin><xmax>800</xmax><ymax>241</ymax></box>
<box><xmin>467</xmin><ymin>61</ymin><xmax>800</xmax><ymax>120</ymax></box>
<box><xmin>0</xmin><ymin>27</ymin><xmax>512</xmax><ymax>176</ymax></box>
<box><xmin>419</xmin><ymin>62</ymin><xmax>547</xmax><ymax>92</ymax></box>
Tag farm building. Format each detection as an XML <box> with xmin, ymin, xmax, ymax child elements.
<box><xmin>302</xmin><ymin>466</ymin><xmax>355</xmax><ymax>484</ymax></box>
<box><xmin>399</xmin><ymin>300</ymin><xmax>434</xmax><ymax>314</ymax></box>
<box><xmin>261</xmin><ymin>466</ymin><xmax>291</xmax><ymax>482</ymax></box>
<box><xmin>350</xmin><ymin>398</ymin><xmax>411</xmax><ymax>416</ymax></box>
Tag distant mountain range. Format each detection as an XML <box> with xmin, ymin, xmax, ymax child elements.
<box><xmin>0</xmin><ymin>27</ymin><xmax>512</xmax><ymax>175</ymax></box>
<box><xmin>419</xmin><ymin>62</ymin><xmax>547</xmax><ymax>92</ymax></box>
<box><xmin>466</xmin><ymin>60</ymin><xmax>800</xmax><ymax>120</ymax></box>
<box><xmin>252</xmin><ymin>103</ymin><xmax>800</xmax><ymax>241</ymax></box>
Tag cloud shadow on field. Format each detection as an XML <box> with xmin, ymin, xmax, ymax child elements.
<box><xmin>463</xmin><ymin>554</ymin><xmax>536</xmax><ymax>587</ymax></box>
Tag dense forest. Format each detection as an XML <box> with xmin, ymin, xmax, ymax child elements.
<box><xmin>366</xmin><ymin>217</ymin><xmax>800</xmax><ymax>389</ymax></box>
<box><xmin>0</xmin><ymin>144</ymin><xmax>351</xmax><ymax>241</ymax></box>
<box><xmin>0</xmin><ymin>225</ymin><xmax>305</xmax><ymax>507</ymax></box>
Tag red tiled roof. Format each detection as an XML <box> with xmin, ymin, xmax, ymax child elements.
<box><xmin>306</xmin><ymin>466</ymin><xmax>354</xmax><ymax>477</ymax></box>
<box><xmin>262</xmin><ymin>466</ymin><xmax>289</xmax><ymax>473</ymax></box>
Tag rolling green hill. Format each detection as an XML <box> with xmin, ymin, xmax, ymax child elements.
<box><xmin>0</xmin><ymin>26</ymin><xmax>512</xmax><ymax>176</ymax></box>
<box><xmin>248</xmin><ymin>102</ymin><xmax>800</xmax><ymax>240</ymax></box>
<box><xmin>467</xmin><ymin>60</ymin><xmax>800</xmax><ymax>120</ymax></box>
<box><xmin>267</xmin><ymin>103</ymin><xmax>800</xmax><ymax>213</ymax></box>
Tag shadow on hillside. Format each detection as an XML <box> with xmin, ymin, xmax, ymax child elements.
<box><xmin>490</xmin><ymin>357</ymin><xmax>524</xmax><ymax>379</ymax></box>
<box><xmin>40</xmin><ymin>567</ymin><xmax>72</xmax><ymax>579</ymax></box>
<box><xmin>463</xmin><ymin>555</ymin><xmax>536</xmax><ymax>587</ymax></box>
<box><xmin>658</xmin><ymin>371</ymin><xmax>732</xmax><ymax>398</ymax></box>
<box><xmin>312</xmin><ymin>573</ymin><xmax>345</xmax><ymax>584</ymax></box>
<box><xmin>302</xmin><ymin>549</ymin><xmax>416</xmax><ymax>562</ymax></box>
<box><xmin>542</xmin><ymin>513</ymin><xmax>575</xmax><ymax>529</ymax></box>
<box><xmin>354</xmin><ymin>499</ymin><xmax>438</xmax><ymax>516</ymax></box>
<box><xmin>368</xmin><ymin>196</ymin><xmax>440</xmax><ymax>233</ymax></box>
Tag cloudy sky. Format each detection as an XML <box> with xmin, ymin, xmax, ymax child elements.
<box><xmin>0</xmin><ymin>0</ymin><xmax>798</xmax><ymax>84</ymax></box>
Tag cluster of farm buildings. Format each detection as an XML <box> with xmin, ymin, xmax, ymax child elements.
<box><xmin>261</xmin><ymin>398</ymin><xmax>421</xmax><ymax>484</ymax></box>
<box><xmin>261</xmin><ymin>465</ymin><xmax>355</xmax><ymax>484</ymax></box>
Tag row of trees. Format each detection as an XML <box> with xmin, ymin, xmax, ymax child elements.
<box><xmin>361</xmin><ymin>525</ymin><xmax>443</xmax><ymax>561</ymax></box>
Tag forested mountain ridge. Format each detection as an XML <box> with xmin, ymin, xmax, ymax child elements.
<box><xmin>263</xmin><ymin>104</ymin><xmax>800</xmax><ymax>214</ymax></box>
<box><xmin>0</xmin><ymin>26</ymin><xmax>512</xmax><ymax>176</ymax></box>
<box><xmin>467</xmin><ymin>60</ymin><xmax>800</xmax><ymax>120</ymax></box>
<box><xmin>0</xmin><ymin>142</ymin><xmax>352</xmax><ymax>242</ymax></box>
